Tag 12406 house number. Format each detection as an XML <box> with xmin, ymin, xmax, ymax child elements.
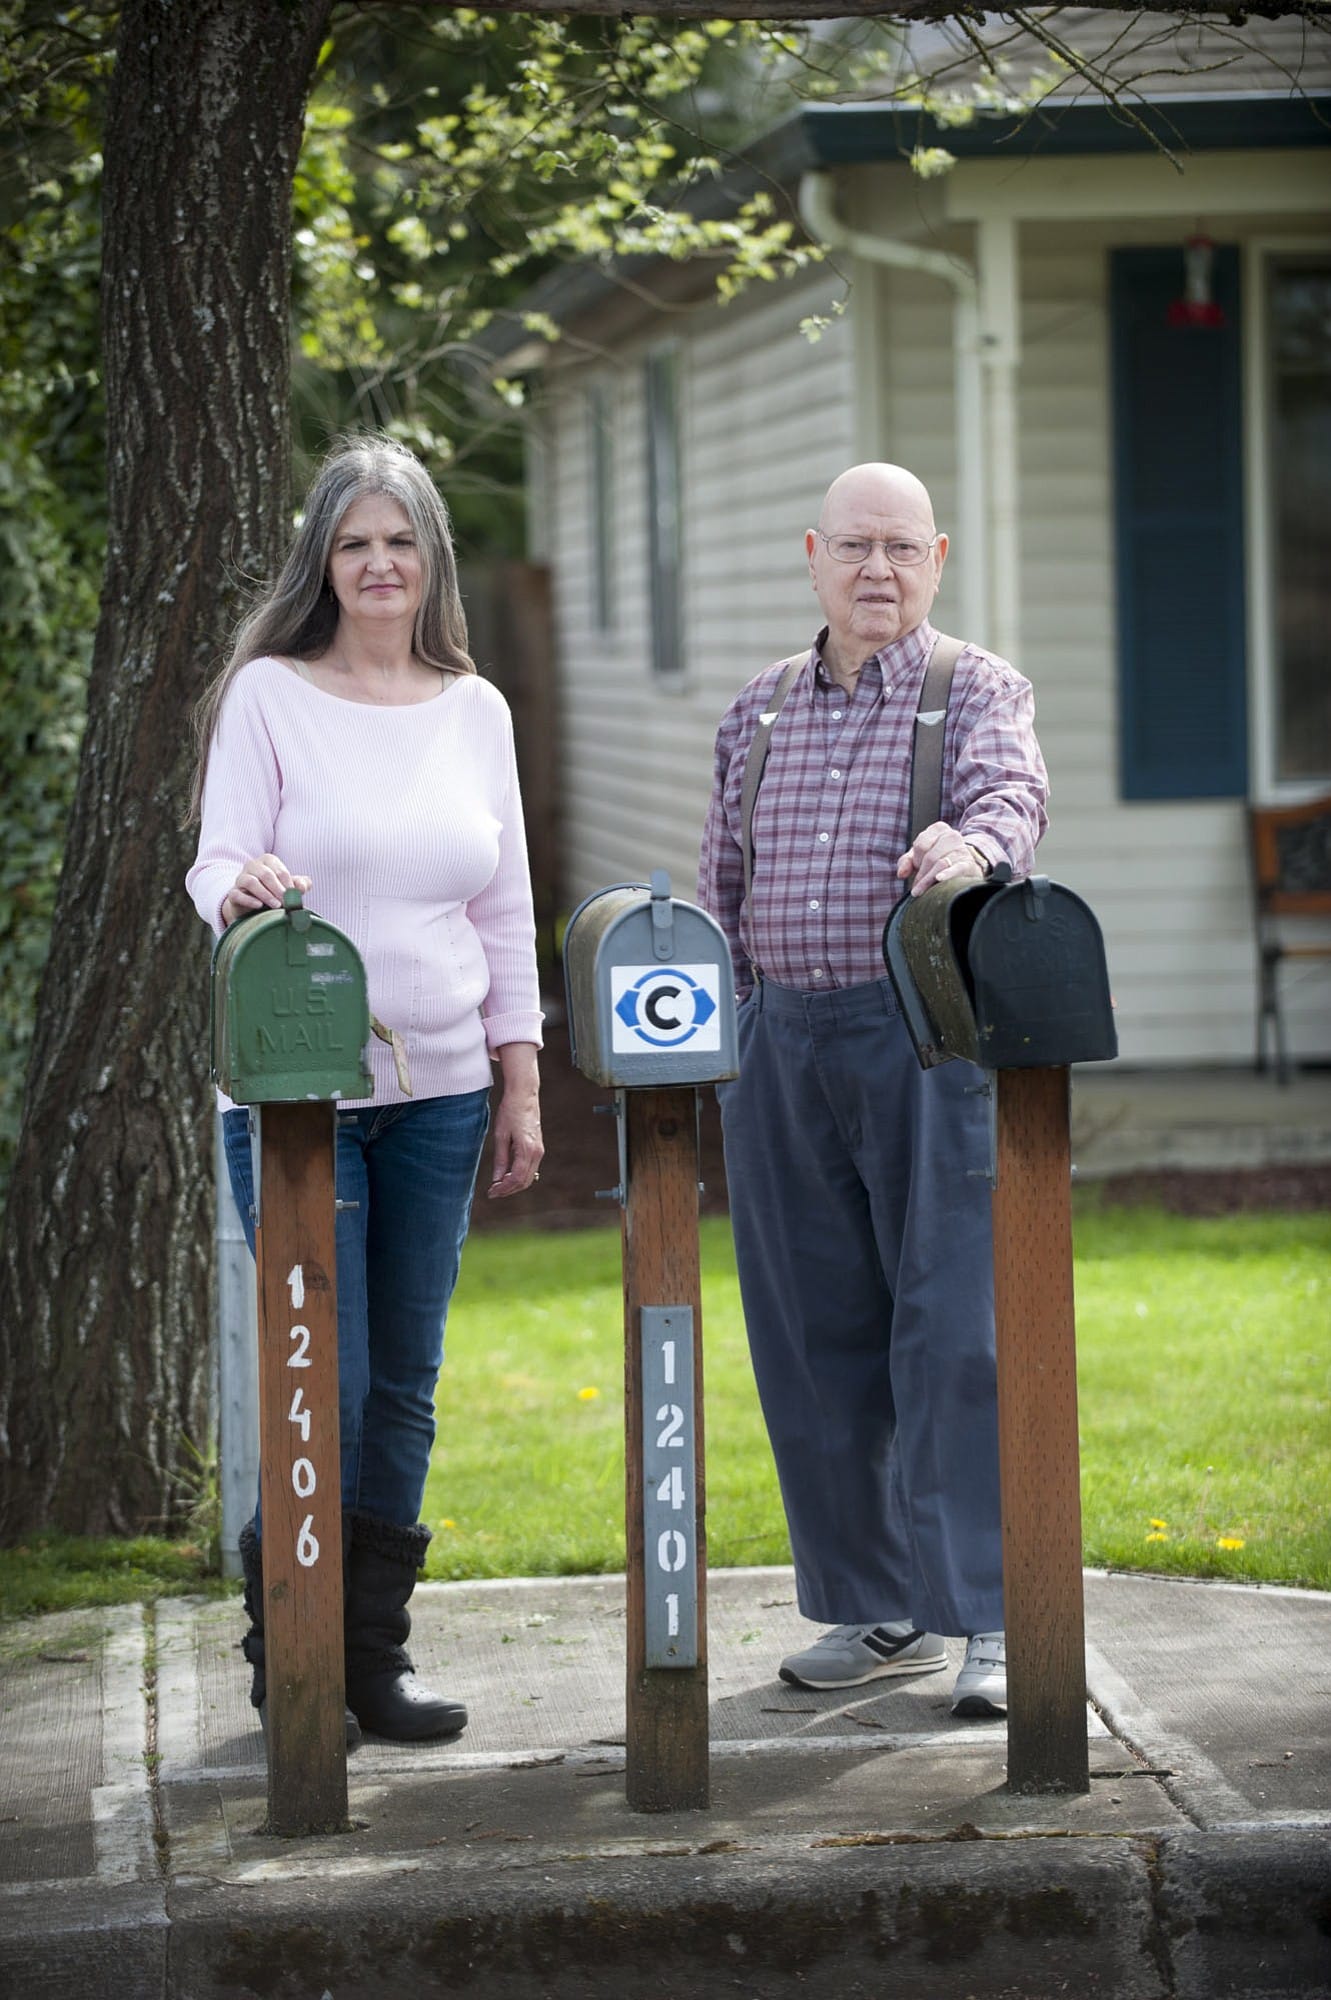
<box><xmin>287</xmin><ymin>1264</ymin><xmax>321</xmax><ymax>1568</ymax></box>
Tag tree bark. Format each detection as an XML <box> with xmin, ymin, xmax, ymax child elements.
<box><xmin>0</xmin><ymin>0</ymin><xmax>332</xmax><ymax>1540</ymax></box>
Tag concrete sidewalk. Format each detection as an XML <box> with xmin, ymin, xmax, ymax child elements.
<box><xmin>2</xmin><ymin>1565</ymin><xmax>1327</xmax><ymax>1998</ymax></box>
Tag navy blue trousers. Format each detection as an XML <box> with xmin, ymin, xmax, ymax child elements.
<box><xmin>719</xmin><ymin>977</ymin><xmax>1004</xmax><ymax>1637</ymax></box>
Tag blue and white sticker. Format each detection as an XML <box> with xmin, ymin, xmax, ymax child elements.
<box><xmin>610</xmin><ymin>964</ymin><xmax>722</xmax><ymax>1053</ymax></box>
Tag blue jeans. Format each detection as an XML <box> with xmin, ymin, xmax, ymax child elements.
<box><xmin>223</xmin><ymin>1090</ymin><xmax>490</xmax><ymax>1530</ymax></box>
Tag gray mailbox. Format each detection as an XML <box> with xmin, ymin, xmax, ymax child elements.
<box><xmin>564</xmin><ymin>870</ymin><xmax>739</xmax><ymax>1088</ymax></box>
<box><xmin>883</xmin><ymin>871</ymin><xmax>1117</xmax><ymax>1071</ymax></box>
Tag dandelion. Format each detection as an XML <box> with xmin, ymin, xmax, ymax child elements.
<box><xmin>1149</xmin><ymin>1518</ymin><xmax>1167</xmax><ymax>1530</ymax></box>
<box><xmin>1216</xmin><ymin>1536</ymin><xmax>1246</xmax><ymax>1550</ymax></box>
<box><xmin>439</xmin><ymin>1518</ymin><xmax>457</xmax><ymax>1530</ymax></box>
<box><xmin>578</xmin><ymin>1385</ymin><xmax>600</xmax><ymax>1401</ymax></box>
<box><xmin>1145</xmin><ymin>1532</ymin><xmax>1169</xmax><ymax>1543</ymax></box>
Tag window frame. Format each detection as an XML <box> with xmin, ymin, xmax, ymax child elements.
<box><xmin>1243</xmin><ymin>235</ymin><xmax>1331</xmax><ymax>804</ymax></box>
<box><xmin>643</xmin><ymin>341</ymin><xmax>685</xmax><ymax>683</ymax></box>
<box><xmin>587</xmin><ymin>378</ymin><xmax>616</xmax><ymax>636</ymax></box>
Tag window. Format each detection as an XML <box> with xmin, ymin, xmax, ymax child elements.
<box><xmin>644</xmin><ymin>345</ymin><xmax>683</xmax><ymax>679</ymax></box>
<box><xmin>588</xmin><ymin>381</ymin><xmax>615</xmax><ymax>634</ymax></box>
<box><xmin>1265</xmin><ymin>258</ymin><xmax>1331</xmax><ymax>786</ymax></box>
<box><xmin>1110</xmin><ymin>245</ymin><xmax>1248</xmax><ymax>800</ymax></box>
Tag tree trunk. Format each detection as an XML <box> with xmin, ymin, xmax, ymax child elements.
<box><xmin>0</xmin><ymin>0</ymin><xmax>332</xmax><ymax>1540</ymax></box>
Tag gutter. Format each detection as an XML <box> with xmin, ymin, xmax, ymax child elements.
<box><xmin>798</xmin><ymin>169</ymin><xmax>1020</xmax><ymax>660</ymax></box>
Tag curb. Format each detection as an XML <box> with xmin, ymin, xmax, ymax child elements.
<box><xmin>5</xmin><ymin>1828</ymin><xmax>1328</xmax><ymax>1998</ymax></box>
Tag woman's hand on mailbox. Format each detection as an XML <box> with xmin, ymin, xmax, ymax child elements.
<box><xmin>896</xmin><ymin>823</ymin><xmax>987</xmax><ymax>898</ymax></box>
<box><xmin>221</xmin><ymin>853</ymin><xmax>314</xmax><ymax>927</ymax></box>
<box><xmin>487</xmin><ymin>1042</ymin><xmax>544</xmax><ymax>1199</ymax></box>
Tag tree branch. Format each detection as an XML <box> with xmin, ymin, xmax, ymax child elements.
<box><xmin>344</xmin><ymin>0</ymin><xmax>1331</xmax><ymax>21</ymax></box>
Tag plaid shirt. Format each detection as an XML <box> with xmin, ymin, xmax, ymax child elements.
<box><xmin>697</xmin><ymin>619</ymin><xmax>1049</xmax><ymax>995</ymax></box>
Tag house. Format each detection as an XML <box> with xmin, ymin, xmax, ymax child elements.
<box><xmin>492</xmin><ymin>11</ymin><xmax>1330</xmax><ymax>1065</ymax></box>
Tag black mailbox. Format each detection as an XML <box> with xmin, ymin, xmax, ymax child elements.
<box><xmin>883</xmin><ymin>873</ymin><xmax>1117</xmax><ymax>1071</ymax></box>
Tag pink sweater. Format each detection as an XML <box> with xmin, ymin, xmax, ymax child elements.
<box><xmin>187</xmin><ymin>657</ymin><xmax>543</xmax><ymax>1105</ymax></box>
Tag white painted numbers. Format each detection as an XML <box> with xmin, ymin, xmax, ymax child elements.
<box><xmin>286</xmin><ymin>1264</ymin><xmax>321</xmax><ymax>1568</ymax></box>
<box><xmin>657</xmin><ymin>1530</ymin><xmax>688</xmax><ymax>1573</ymax></box>
<box><xmin>640</xmin><ymin>1306</ymin><xmax>698</xmax><ymax>1668</ymax></box>
<box><xmin>655</xmin><ymin>1403</ymin><xmax>684</xmax><ymax>1449</ymax></box>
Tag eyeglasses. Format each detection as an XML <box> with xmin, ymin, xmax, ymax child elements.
<box><xmin>817</xmin><ymin>532</ymin><xmax>939</xmax><ymax>567</ymax></box>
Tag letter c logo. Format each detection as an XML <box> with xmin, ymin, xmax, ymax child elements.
<box><xmin>644</xmin><ymin>984</ymin><xmax>682</xmax><ymax>1031</ymax></box>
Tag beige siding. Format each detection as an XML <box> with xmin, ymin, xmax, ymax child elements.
<box><xmin>871</xmin><ymin>268</ymin><xmax>965</xmax><ymax>618</ymax></box>
<box><xmin>546</xmin><ymin>269</ymin><xmax>857</xmax><ymax>906</ymax></box>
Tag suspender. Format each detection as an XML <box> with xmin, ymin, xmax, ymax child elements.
<box><xmin>738</xmin><ymin>650</ymin><xmax>810</xmax><ymax>910</ymax></box>
<box><xmin>737</xmin><ymin>632</ymin><xmax>967</xmax><ymax>916</ymax></box>
<box><xmin>907</xmin><ymin>632</ymin><xmax>965</xmax><ymax>844</ymax></box>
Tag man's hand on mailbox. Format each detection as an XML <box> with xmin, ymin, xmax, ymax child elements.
<box><xmin>222</xmin><ymin>853</ymin><xmax>314</xmax><ymax>927</ymax></box>
<box><xmin>896</xmin><ymin>823</ymin><xmax>988</xmax><ymax>899</ymax></box>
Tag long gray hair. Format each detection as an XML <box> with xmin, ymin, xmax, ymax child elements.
<box><xmin>188</xmin><ymin>434</ymin><xmax>475</xmax><ymax>820</ymax></box>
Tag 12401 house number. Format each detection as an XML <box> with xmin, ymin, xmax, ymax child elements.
<box><xmin>641</xmin><ymin>1307</ymin><xmax>698</xmax><ymax>1668</ymax></box>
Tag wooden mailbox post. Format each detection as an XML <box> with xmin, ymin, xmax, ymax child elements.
<box><xmin>211</xmin><ymin>889</ymin><xmax>372</xmax><ymax>1835</ymax></box>
<box><xmin>990</xmin><ymin>1065</ymin><xmax>1088</xmax><ymax>1794</ymax></box>
<box><xmin>253</xmin><ymin>1101</ymin><xmax>348</xmax><ymax>1834</ymax></box>
<box><xmin>621</xmin><ymin>1090</ymin><xmax>709</xmax><ymax>1811</ymax></box>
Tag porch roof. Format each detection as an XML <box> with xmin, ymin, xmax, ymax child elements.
<box><xmin>479</xmin><ymin>15</ymin><xmax>1329</xmax><ymax>367</ymax></box>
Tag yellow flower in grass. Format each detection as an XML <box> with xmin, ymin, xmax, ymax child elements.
<box><xmin>1149</xmin><ymin>1518</ymin><xmax>1167</xmax><ymax>1530</ymax></box>
<box><xmin>577</xmin><ymin>1385</ymin><xmax>600</xmax><ymax>1402</ymax></box>
<box><xmin>1145</xmin><ymin>1532</ymin><xmax>1169</xmax><ymax>1543</ymax></box>
<box><xmin>1216</xmin><ymin>1536</ymin><xmax>1246</xmax><ymax>1550</ymax></box>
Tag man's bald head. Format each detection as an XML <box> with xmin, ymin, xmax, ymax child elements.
<box><xmin>818</xmin><ymin>463</ymin><xmax>937</xmax><ymax>536</ymax></box>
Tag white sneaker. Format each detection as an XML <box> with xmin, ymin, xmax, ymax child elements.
<box><xmin>779</xmin><ymin>1622</ymin><xmax>947</xmax><ymax>1690</ymax></box>
<box><xmin>951</xmin><ymin>1630</ymin><xmax>1007</xmax><ymax>1716</ymax></box>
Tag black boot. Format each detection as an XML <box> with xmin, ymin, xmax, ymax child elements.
<box><xmin>238</xmin><ymin>1517</ymin><xmax>362</xmax><ymax>1750</ymax></box>
<box><xmin>343</xmin><ymin>1512</ymin><xmax>467</xmax><ymax>1741</ymax></box>
<box><xmin>238</xmin><ymin>1519</ymin><xmax>268</xmax><ymax>1713</ymax></box>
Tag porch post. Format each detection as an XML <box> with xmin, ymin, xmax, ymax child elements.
<box><xmin>977</xmin><ymin>212</ymin><xmax>1021</xmax><ymax>664</ymax></box>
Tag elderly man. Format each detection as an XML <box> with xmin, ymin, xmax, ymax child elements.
<box><xmin>698</xmin><ymin>462</ymin><xmax>1048</xmax><ymax>1716</ymax></box>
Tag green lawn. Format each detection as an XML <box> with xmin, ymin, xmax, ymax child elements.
<box><xmin>422</xmin><ymin>1221</ymin><xmax>784</xmax><ymax>1581</ymax></box>
<box><xmin>1072</xmin><ymin>1198</ymin><xmax>1329</xmax><ymax>1585</ymax></box>
<box><xmin>423</xmin><ymin>1202</ymin><xmax>1330</xmax><ymax>1593</ymax></box>
<box><xmin>1</xmin><ymin>1199</ymin><xmax>1327</xmax><ymax>1619</ymax></box>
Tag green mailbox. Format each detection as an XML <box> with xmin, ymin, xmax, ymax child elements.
<box><xmin>211</xmin><ymin>889</ymin><xmax>372</xmax><ymax>1103</ymax></box>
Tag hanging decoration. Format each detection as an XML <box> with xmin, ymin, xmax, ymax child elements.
<box><xmin>1168</xmin><ymin>233</ymin><xmax>1226</xmax><ymax>329</ymax></box>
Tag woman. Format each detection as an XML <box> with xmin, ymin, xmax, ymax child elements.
<box><xmin>187</xmin><ymin>435</ymin><xmax>543</xmax><ymax>1744</ymax></box>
